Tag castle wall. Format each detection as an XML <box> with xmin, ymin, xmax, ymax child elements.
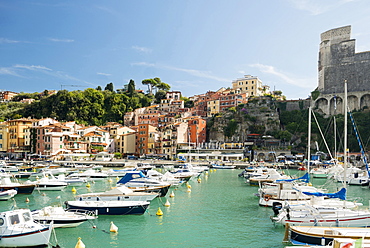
<box><xmin>315</xmin><ymin>25</ymin><xmax>370</xmax><ymax>115</ymax></box>
<box><xmin>318</xmin><ymin>25</ymin><xmax>370</xmax><ymax>95</ymax></box>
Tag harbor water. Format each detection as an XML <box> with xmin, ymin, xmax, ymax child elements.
<box><xmin>2</xmin><ymin>169</ymin><xmax>370</xmax><ymax>248</ymax></box>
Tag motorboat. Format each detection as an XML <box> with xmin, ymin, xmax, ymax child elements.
<box><xmin>271</xmin><ymin>202</ymin><xmax>370</xmax><ymax>227</ymax></box>
<box><xmin>75</xmin><ymin>185</ymin><xmax>158</xmax><ymax>202</ymax></box>
<box><xmin>0</xmin><ymin>189</ymin><xmax>17</xmax><ymax>201</ymax></box>
<box><xmin>65</xmin><ymin>200</ymin><xmax>150</xmax><ymax>215</ymax></box>
<box><xmin>146</xmin><ymin>170</ymin><xmax>184</xmax><ymax>186</ymax></box>
<box><xmin>211</xmin><ymin>163</ymin><xmax>236</xmax><ymax>169</ymax></box>
<box><xmin>55</xmin><ymin>174</ymin><xmax>86</xmax><ymax>186</ymax></box>
<box><xmin>32</xmin><ymin>206</ymin><xmax>97</xmax><ymax>228</ymax></box>
<box><xmin>258</xmin><ymin>175</ymin><xmax>322</xmax><ymax>207</ymax></box>
<box><xmin>0</xmin><ymin>176</ymin><xmax>35</xmax><ymax>194</ymax></box>
<box><xmin>117</xmin><ymin>171</ymin><xmax>171</xmax><ymax>197</ymax></box>
<box><xmin>310</xmin><ymin>167</ymin><xmax>329</xmax><ymax>178</ymax></box>
<box><xmin>170</xmin><ymin>168</ymin><xmax>195</xmax><ymax>182</ymax></box>
<box><xmin>248</xmin><ymin>168</ymin><xmax>291</xmax><ymax>186</ymax></box>
<box><xmin>287</xmin><ymin>225</ymin><xmax>370</xmax><ymax>246</ymax></box>
<box><xmin>66</xmin><ymin>169</ymin><xmax>108</xmax><ymax>181</ymax></box>
<box><xmin>33</xmin><ymin>172</ymin><xmax>68</xmax><ymax>191</ymax></box>
<box><xmin>0</xmin><ymin>208</ymin><xmax>53</xmax><ymax>247</ymax></box>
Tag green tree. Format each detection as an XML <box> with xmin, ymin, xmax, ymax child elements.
<box><xmin>105</xmin><ymin>82</ymin><xmax>114</xmax><ymax>92</ymax></box>
<box><xmin>127</xmin><ymin>79</ymin><xmax>136</xmax><ymax>96</ymax></box>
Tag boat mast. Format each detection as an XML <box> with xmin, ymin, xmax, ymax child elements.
<box><xmin>343</xmin><ymin>80</ymin><xmax>348</xmax><ymax>190</ymax></box>
<box><xmin>307</xmin><ymin>106</ymin><xmax>312</xmax><ymax>174</ymax></box>
<box><xmin>334</xmin><ymin>95</ymin><xmax>337</xmax><ymax>161</ymax></box>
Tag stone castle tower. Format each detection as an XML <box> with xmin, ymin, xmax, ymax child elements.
<box><xmin>315</xmin><ymin>25</ymin><xmax>370</xmax><ymax>115</ymax></box>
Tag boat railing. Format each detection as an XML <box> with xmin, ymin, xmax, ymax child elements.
<box><xmin>65</xmin><ymin>208</ymin><xmax>97</xmax><ymax>218</ymax></box>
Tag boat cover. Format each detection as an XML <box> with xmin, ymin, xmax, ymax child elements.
<box><xmin>301</xmin><ymin>187</ymin><xmax>346</xmax><ymax>200</ymax></box>
<box><xmin>117</xmin><ymin>171</ymin><xmax>146</xmax><ymax>185</ymax></box>
<box><xmin>275</xmin><ymin>173</ymin><xmax>310</xmax><ymax>183</ymax></box>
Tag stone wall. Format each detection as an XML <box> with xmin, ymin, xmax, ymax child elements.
<box><xmin>318</xmin><ymin>25</ymin><xmax>370</xmax><ymax>95</ymax></box>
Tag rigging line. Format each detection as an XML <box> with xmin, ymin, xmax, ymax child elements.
<box><xmin>311</xmin><ymin>111</ymin><xmax>334</xmax><ymax>160</ymax></box>
<box><xmin>347</xmin><ymin>108</ymin><xmax>370</xmax><ymax>178</ymax></box>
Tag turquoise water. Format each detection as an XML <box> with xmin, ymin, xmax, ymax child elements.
<box><xmin>2</xmin><ymin>169</ymin><xmax>370</xmax><ymax>248</ymax></box>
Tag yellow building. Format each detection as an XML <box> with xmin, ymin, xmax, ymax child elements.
<box><xmin>7</xmin><ymin>118</ymin><xmax>33</xmax><ymax>155</ymax></box>
<box><xmin>207</xmin><ymin>99</ymin><xmax>220</xmax><ymax>117</ymax></box>
<box><xmin>0</xmin><ymin>122</ymin><xmax>8</xmax><ymax>154</ymax></box>
<box><xmin>232</xmin><ymin>75</ymin><xmax>269</xmax><ymax>97</ymax></box>
<box><xmin>117</xmin><ymin>129</ymin><xmax>136</xmax><ymax>155</ymax></box>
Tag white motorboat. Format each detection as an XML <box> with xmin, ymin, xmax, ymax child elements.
<box><xmin>146</xmin><ymin>170</ymin><xmax>184</xmax><ymax>186</ymax></box>
<box><xmin>55</xmin><ymin>174</ymin><xmax>86</xmax><ymax>186</ymax></box>
<box><xmin>0</xmin><ymin>208</ymin><xmax>53</xmax><ymax>247</ymax></box>
<box><xmin>0</xmin><ymin>189</ymin><xmax>17</xmax><ymax>201</ymax></box>
<box><xmin>248</xmin><ymin>168</ymin><xmax>291</xmax><ymax>186</ymax></box>
<box><xmin>117</xmin><ymin>171</ymin><xmax>171</xmax><ymax>197</ymax></box>
<box><xmin>33</xmin><ymin>172</ymin><xmax>68</xmax><ymax>191</ymax></box>
<box><xmin>271</xmin><ymin>202</ymin><xmax>370</xmax><ymax>227</ymax></box>
<box><xmin>258</xmin><ymin>177</ymin><xmax>322</xmax><ymax>207</ymax></box>
<box><xmin>75</xmin><ymin>185</ymin><xmax>158</xmax><ymax>202</ymax></box>
<box><xmin>32</xmin><ymin>206</ymin><xmax>97</xmax><ymax>228</ymax></box>
<box><xmin>67</xmin><ymin>169</ymin><xmax>108</xmax><ymax>181</ymax></box>
<box><xmin>310</xmin><ymin>167</ymin><xmax>329</xmax><ymax>178</ymax></box>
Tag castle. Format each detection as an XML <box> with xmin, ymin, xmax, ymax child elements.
<box><xmin>314</xmin><ymin>25</ymin><xmax>370</xmax><ymax>115</ymax></box>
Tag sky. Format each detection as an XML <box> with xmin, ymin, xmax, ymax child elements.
<box><xmin>1</xmin><ymin>0</ymin><xmax>370</xmax><ymax>100</ymax></box>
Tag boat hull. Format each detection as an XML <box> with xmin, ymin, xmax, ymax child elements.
<box><xmin>0</xmin><ymin>226</ymin><xmax>52</xmax><ymax>247</ymax></box>
<box><xmin>0</xmin><ymin>185</ymin><xmax>35</xmax><ymax>194</ymax></box>
<box><xmin>65</xmin><ymin>201</ymin><xmax>150</xmax><ymax>215</ymax></box>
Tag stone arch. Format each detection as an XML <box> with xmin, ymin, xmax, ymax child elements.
<box><xmin>329</xmin><ymin>96</ymin><xmax>342</xmax><ymax>115</ymax></box>
<box><xmin>257</xmin><ymin>153</ymin><xmax>266</xmax><ymax>162</ymax></box>
<box><xmin>360</xmin><ymin>94</ymin><xmax>370</xmax><ymax>110</ymax></box>
<box><xmin>347</xmin><ymin>95</ymin><xmax>359</xmax><ymax>112</ymax></box>
<box><xmin>314</xmin><ymin>97</ymin><xmax>329</xmax><ymax>115</ymax></box>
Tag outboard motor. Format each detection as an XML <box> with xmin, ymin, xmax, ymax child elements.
<box><xmin>272</xmin><ymin>202</ymin><xmax>283</xmax><ymax>216</ymax></box>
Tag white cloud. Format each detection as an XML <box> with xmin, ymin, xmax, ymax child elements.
<box><xmin>97</xmin><ymin>72</ymin><xmax>111</xmax><ymax>76</ymax></box>
<box><xmin>249</xmin><ymin>63</ymin><xmax>314</xmax><ymax>89</ymax></box>
<box><xmin>286</xmin><ymin>0</ymin><xmax>357</xmax><ymax>15</ymax></box>
<box><xmin>132</xmin><ymin>46</ymin><xmax>152</xmax><ymax>53</ymax></box>
<box><xmin>0</xmin><ymin>67</ymin><xmax>20</xmax><ymax>76</ymax></box>
<box><xmin>48</xmin><ymin>38</ymin><xmax>74</xmax><ymax>43</ymax></box>
<box><xmin>0</xmin><ymin>38</ymin><xmax>21</xmax><ymax>44</ymax></box>
<box><xmin>132</xmin><ymin>61</ymin><xmax>230</xmax><ymax>82</ymax></box>
<box><xmin>14</xmin><ymin>64</ymin><xmax>52</xmax><ymax>71</ymax></box>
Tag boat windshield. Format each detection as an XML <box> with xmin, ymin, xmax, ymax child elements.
<box><xmin>9</xmin><ymin>214</ymin><xmax>20</xmax><ymax>225</ymax></box>
<box><xmin>22</xmin><ymin>212</ymin><xmax>31</xmax><ymax>222</ymax></box>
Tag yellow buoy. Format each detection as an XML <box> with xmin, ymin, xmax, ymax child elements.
<box><xmin>71</xmin><ymin>187</ymin><xmax>77</xmax><ymax>193</ymax></box>
<box><xmin>197</xmin><ymin>178</ymin><xmax>201</xmax><ymax>183</ymax></box>
<box><xmin>116</xmin><ymin>176</ymin><xmax>119</xmax><ymax>180</ymax></box>
<box><xmin>108</xmin><ymin>178</ymin><xmax>112</xmax><ymax>183</ymax></box>
<box><xmin>308</xmin><ymin>182</ymin><xmax>312</xmax><ymax>186</ymax></box>
<box><xmin>186</xmin><ymin>183</ymin><xmax>192</xmax><ymax>189</ymax></box>
<box><xmin>75</xmin><ymin>237</ymin><xmax>85</xmax><ymax>248</ymax></box>
<box><xmin>110</xmin><ymin>221</ymin><xmax>118</xmax><ymax>233</ymax></box>
<box><xmin>25</xmin><ymin>197</ymin><xmax>29</xmax><ymax>203</ymax></box>
<box><xmin>169</xmin><ymin>191</ymin><xmax>175</xmax><ymax>198</ymax></box>
<box><xmin>205</xmin><ymin>171</ymin><xmax>209</xmax><ymax>175</ymax></box>
<box><xmin>86</xmin><ymin>182</ymin><xmax>91</xmax><ymax>188</ymax></box>
<box><xmin>156</xmin><ymin>207</ymin><xmax>163</xmax><ymax>216</ymax></box>
<box><xmin>164</xmin><ymin>199</ymin><xmax>170</xmax><ymax>207</ymax></box>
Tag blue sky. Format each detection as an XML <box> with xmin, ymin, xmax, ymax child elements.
<box><xmin>1</xmin><ymin>0</ymin><xmax>370</xmax><ymax>100</ymax></box>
